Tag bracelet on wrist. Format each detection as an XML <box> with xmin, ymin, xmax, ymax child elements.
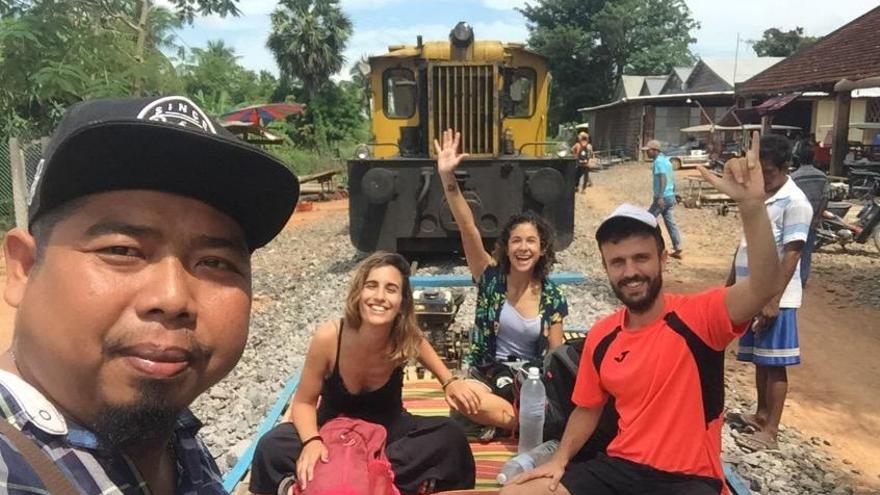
<box><xmin>441</xmin><ymin>376</ymin><xmax>461</xmax><ymax>391</ymax></box>
<box><xmin>302</xmin><ymin>435</ymin><xmax>323</xmax><ymax>448</ymax></box>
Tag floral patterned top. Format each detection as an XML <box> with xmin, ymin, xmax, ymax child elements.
<box><xmin>467</xmin><ymin>264</ymin><xmax>569</xmax><ymax>366</ymax></box>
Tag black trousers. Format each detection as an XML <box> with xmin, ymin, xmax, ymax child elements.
<box><xmin>249</xmin><ymin>413</ymin><xmax>475</xmax><ymax>494</ymax></box>
<box><xmin>561</xmin><ymin>454</ymin><xmax>723</xmax><ymax>495</ymax></box>
<box><xmin>575</xmin><ymin>165</ymin><xmax>591</xmax><ymax>190</ymax></box>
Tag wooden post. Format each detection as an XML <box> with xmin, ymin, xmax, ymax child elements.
<box><xmin>9</xmin><ymin>138</ymin><xmax>28</xmax><ymax>229</ymax></box>
<box><xmin>830</xmin><ymin>91</ymin><xmax>852</xmax><ymax>177</ymax></box>
<box><xmin>761</xmin><ymin>115</ymin><xmax>772</xmax><ymax>135</ymax></box>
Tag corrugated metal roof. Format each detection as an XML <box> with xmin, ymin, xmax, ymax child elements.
<box><xmin>641</xmin><ymin>76</ymin><xmax>669</xmax><ymax>96</ymax></box>
<box><xmin>738</xmin><ymin>6</ymin><xmax>880</xmax><ymax>94</ymax></box>
<box><xmin>619</xmin><ymin>75</ymin><xmax>646</xmax><ymax>98</ymax></box>
<box><xmin>578</xmin><ymin>90</ymin><xmax>733</xmax><ymax>113</ymax></box>
<box><xmin>696</xmin><ymin>58</ymin><xmax>784</xmax><ymax>88</ymax></box>
<box><xmin>674</xmin><ymin>67</ymin><xmax>694</xmax><ymax>84</ymax></box>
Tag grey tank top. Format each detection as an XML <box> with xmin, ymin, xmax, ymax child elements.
<box><xmin>494</xmin><ymin>301</ymin><xmax>541</xmax><ymax>361</ymax></box>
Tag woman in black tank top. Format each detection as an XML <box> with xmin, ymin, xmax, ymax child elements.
<box><xmin>315</xmin><ymin>317</ymin><xmax>405</xmax><ymax>426</ymax></box>
<box><xmin>249</xmin><ymin>253</ymin><xmax>475</xmax><ymax>494</ymax></box>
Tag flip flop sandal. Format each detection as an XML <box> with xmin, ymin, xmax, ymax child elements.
<box><xmin>726</xmin><ymin>412</ymin><xmax>762</xmax><ymax>431</ymax></box>
<box><xmin>736</xmin><ymin>433</ymin><xmax>778</xmax><ymax>452</ymax></box>
<box><xmin>277</xmin><ymin>475</ymin><xmax>296</xmax><ymax>495</ymax></box>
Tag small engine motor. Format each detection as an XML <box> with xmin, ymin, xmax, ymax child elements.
<box><xmin>413</xmin><ymin>288</ymin><xmax>466</xmax><ymax>368</ymax></box>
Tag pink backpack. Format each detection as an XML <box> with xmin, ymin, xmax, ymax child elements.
<box><xmin>295</xmin><ymin>417</ymin><xmax>401</xmax><ymax>495</ymax></box>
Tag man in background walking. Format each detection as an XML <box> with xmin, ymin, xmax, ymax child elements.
<box><xmin>643</xmin><ymin>140</ymin><xmax>683</xmax><ymax>259</ymax></box>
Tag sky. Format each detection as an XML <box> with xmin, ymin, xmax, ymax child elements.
<box><xmin>169</xmin><ymin>0</ymin><xmax>879</xmax><ymax>79</ymax></box>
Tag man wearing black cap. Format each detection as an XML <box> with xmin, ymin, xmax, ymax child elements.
<box><xmin>0</xmin><ymin>96</ymin><xmax>299</xmax><ymax>494</ymax></box>
<box><xmin>503</xmin><ymin>133</ymin><xmax>782</xmax><ymax>495</ymax></box>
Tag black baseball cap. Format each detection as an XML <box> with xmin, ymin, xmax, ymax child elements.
<box><xmin>28</xmin><ymin>96</ymin><xmax>300</xmax><ymax>250</ymax></box>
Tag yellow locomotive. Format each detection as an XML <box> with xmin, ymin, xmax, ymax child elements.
<box><xmin>349</xmin><ymin>22</ymin><xmax>577</xmax><ymax>253</ymax></box>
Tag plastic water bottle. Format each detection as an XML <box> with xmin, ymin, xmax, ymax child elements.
<box><xmin>518</xmin><ymin>367</ymin><xmax>546</xmax><ymax>453</ymax></box>
<box><xmin>496</xmin><ymin>439</ymin><xmax>559</xmax><ymax>485</ymax></box>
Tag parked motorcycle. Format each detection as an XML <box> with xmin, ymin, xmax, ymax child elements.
<box><xmin>848</xmin><ymin>168</ymin><xmax>880</xmax><ymax>200</ymax></box>
<box><xmin>815</xmin><ymin>197</ymin><xmax>880</xmax><ymax>252</ymax></box>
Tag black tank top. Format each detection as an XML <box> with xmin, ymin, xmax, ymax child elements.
<box><xmin>316</xmin><ymin>319</ymin><xmax>404</xmax><ymax>427</ymax></box>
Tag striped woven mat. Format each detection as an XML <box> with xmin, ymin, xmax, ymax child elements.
<box><xmin>402</xmin><ymin>380</ymin><xmax>512</xmax><ymax>494</ymax></box>
<box><xmin>402</xmin><ymin>332</ymin><xmax>595</xmax><ymax>494</ymax></box>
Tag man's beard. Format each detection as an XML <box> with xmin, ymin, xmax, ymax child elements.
<box><xmin>90</xmin><ymin>381</ymin><xmax>180</xmax><ymax>451</ymax></box>
<box><xmin>611</xmin><ymin>271</ymin><xmax>663</xmax><ymax>314</ymax></box>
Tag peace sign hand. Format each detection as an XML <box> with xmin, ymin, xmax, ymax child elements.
<box><xmin>697</xmin><ymin>131</ymin><xmax>765</xmax><ymax>204</ymax></box>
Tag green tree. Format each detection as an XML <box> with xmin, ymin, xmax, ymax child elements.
<box><xmin>2</xmin><ymin>1</ymin><xmax>241</xmax><ymax>95</ymax></box>
<box><xmin>184</xmin><ymin>41</ymin><xmax>242</xmax><ymax>106</ymax></box>
<box><xmin>593</xmin><ymin>0</ymin><xmax>697</xmax><ymax>78</ymax></box>
<box><xmin>181</xmin><ymin>40</ymin><xmax>279</xmax><ymax>115</ymax></box>
<box><xmin>283</xmin><ymin>80</ymin><xmax>366</xmax><ymax>150</ymax></box>
<box><xmin>751</xmin><ymin>27</ymin><xmax>820</xmax><ymax>57</ymax></box>
<box><xmin>518</xmin><ymin>0</ymin><xmax>698</xmax><ymax>128</ymax></box>
<box><xmin>267</xmin><ymin>0</ymin><xmax>352</xmax><ymax>102</ymax></box>
<box><xmin>253</xmin><ymin>71</ymin><xmax>281</xmax><ymax>102</ymax></box>
<box><xmin>348</xmin><ymin>56</ymin><xmax>371</xmax><ymax>117</ymax></box>
<box><xmin>0</xmin><ymin>0</ymin><xmax>242</xmax><ymax>135</ymax></box>
<box><xmin>0</xmin><ymin>2</ymin><xmax>183</xmax><ymax>135</ymax></box>
<box><xmin>107</xmin><ymin>0</ymin><xmax>240</xmax><ymax>94</ymax></box>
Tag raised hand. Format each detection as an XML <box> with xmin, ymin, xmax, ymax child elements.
<box><xmin>434</xmin><ymin>128</ymin><xmax>470</xmax><ymax>174</ymax></box>
<box><xmin>697</xmin><ymin>131</ymin><xmax>765</xmax><ymax>204</ymax></box>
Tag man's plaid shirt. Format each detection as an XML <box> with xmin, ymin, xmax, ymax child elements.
<box><xmin>0</xmin><ymin>370</ymin><xmax>227</xmax><ymax>494</ymax></box>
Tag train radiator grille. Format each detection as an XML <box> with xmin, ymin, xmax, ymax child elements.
<box><xmin>428</xmin><ymin>63</ymin><xmax>498</xmax><ymax>156</ymax></box>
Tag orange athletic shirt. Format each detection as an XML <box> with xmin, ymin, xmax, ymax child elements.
<box><xmin>572</xmin><ymin>288</ymin><xmax>748</xmax><ymax>485</ymax></box>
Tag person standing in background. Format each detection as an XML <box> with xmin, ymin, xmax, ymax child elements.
<box><xmin>729</xmin><ymin>134</ymin><xmax>813</xmax><ymax>452</ymax></box>
<box><xmin>572</xmin><ymin>132</ymin><xmax>593</xmax><ymax>193</ymax></box>
<box><xmin>643</xmin><ymin>140</ymin><xmax>683</xmax><ymax>259</ymax></box>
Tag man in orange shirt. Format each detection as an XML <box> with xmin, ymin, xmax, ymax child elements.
<box><xmin>501</xmin><ymin>133</ymin><xmax>782</xmax><ymax>495</ymax></box>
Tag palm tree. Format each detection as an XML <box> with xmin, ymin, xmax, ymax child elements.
<box><xmin>190</xmin><ymin>40</ymin><xmax>240</xmax><ymax>70</ymax></box>
<box><xmin>348</xmin><ymin>55</ymin><xmax>371</xmax><ymax>117</ymax></box>
<box><xmin>182</xmin><ymin>40</ymin><xmax>247</xmax><ymax>111</ymax></box>
<box><xmin>267</xmin><ymin>0</ymin><xmax>352</xmax><ymax>102</ymax></box>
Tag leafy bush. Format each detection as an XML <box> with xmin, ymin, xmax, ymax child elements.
<box><xmin>285</xmin><ymin>82</ymin><xmax>368</xmax><ymax>151</ymax></box>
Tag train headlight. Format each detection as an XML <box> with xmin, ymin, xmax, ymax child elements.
<box><xmin>354</xmin><ymin>144</ymin><xmax>371</xmax><ymax>160</ymax></box>
<box><xmin>451</xmin><ymin>22</ymin><xmax>474</xmax><ymax>47</ymax></box>
<box><xmin>361</xmin><ymin>167</ymin><xmax>396</xmax><ymax>204</ymax></box>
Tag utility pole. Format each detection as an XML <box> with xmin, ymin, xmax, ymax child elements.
<box><xmin>733</xmin><ymin>32</ymin><xmax>740</xmax><ymax>89</ymax></box>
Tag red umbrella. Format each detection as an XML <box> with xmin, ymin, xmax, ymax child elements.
<box><xmin>221</xmin><ymin>102</ymin><xmax>305</xmax><ymax>126</ymax></box>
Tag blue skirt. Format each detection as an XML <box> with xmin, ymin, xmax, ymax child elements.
<box><xmin>736</xmin><ymin>308</ymin><xmax>800</xmax><ymax>366</ymax></box>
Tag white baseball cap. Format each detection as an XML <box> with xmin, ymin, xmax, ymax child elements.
<box><xmin>595</xmin><ymin>203</ymin><xmax>662</xmax><ymax>245</ymax></box>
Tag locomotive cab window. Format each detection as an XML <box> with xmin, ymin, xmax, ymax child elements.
<box><xmin>383</xmin><ymin>68</ymin><xmax>417</xmax><ymax>119</ymax></box>
<box><xmin>503</xmin><ymin>68</ymin><xmax>536</xmax><ymax>118</ymax></box>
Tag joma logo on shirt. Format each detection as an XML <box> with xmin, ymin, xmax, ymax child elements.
<box><xmin>614</xmin><ymin>351</ymin><xmax>630</xmax><ymax>363</ymax></box>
